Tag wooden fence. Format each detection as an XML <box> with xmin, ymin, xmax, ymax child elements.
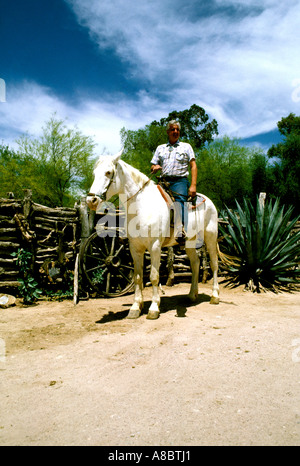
<box><xmin>2</xmin><ymin>191</ymin><xmax>297</xmax><ymax>296</ymax></box>
<box><xmin>0</xmin><ymin>190</ymin><xmax>80</xmax><ymax>291</ymax></box>
<box><xmin>0</xmin><ymin>191</ymin><xmax>210</xmax><ymax>296</ymax></box>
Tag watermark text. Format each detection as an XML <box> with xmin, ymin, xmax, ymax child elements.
<box><xmin>0</xmin><ymin>338</ymin><xmax>6</xmax><ymax>362</ymax></box>
<box><xmin>94</xmin><ymin>199</ymin><xmax>203</xmax><ymax>245</ymax></box>
<box><xmin>292</xmin><ymin>338</ymin><xmax>300</xmax><ymax>363</ymax></box>
<box><xmin>291</xmin><ymin>78</ymin><xmax>300</xmax><ymax>103</ymax></box>
<box><xmin>0</xmin><ymin>78</ymin><xmax>6</xmax><ymax>102</ymax></box>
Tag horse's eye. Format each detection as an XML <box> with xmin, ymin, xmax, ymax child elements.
<box><xmin>105</xmin><ymin>171</ymin><xmax>111</xmax><ymax>177</ymax></box>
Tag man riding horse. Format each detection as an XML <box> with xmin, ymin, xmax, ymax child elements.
<box><xmin>150</xmin><ymin>120</ymin><xmax>198</xmax><ymax>246</ymax></box>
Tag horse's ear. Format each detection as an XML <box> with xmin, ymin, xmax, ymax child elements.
<box><xmin>112</xmin><ymin>148</ymin><xmax>123</xmax><ymax>165</ymax></box>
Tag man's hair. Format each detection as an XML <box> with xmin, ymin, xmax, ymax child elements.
<box><xmin>167</xmin><ymin>120</ymin><xmax>181</xmax><ymax>131</ymax></box>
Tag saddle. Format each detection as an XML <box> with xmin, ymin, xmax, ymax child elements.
<box><xmin>156</xmin><ymin>178</ymin><xmax>175</xmax><ymax>229</ymax></box>
<box><xmin>156</xmin><ymin>177</ymin><xmax>206</xmax><ymax>211</ymax></box>
<box><xmin>156</xmin><ymin>181</ymin><xmax>174</xmax><ymax>207</ymax></box>
<box><xmin>156</xmin><ymin>178</ymin><xmax>206</xmax><ymax>247</ymax></box>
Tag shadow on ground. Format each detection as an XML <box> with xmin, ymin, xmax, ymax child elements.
<box><xmin>96</xmin><ymin>293</ymin><xmax>211</xmax><ymax>324</ymax></box>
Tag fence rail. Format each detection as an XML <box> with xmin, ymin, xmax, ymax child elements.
<box><xmin>0</xmin><ymin>191</ymin><xmax>80</xmax><ymax>291</ymax></box>
<box><xmin>1</xmin><ymin>191</ymin><xmax>299</xmax><ymax>295</ymax></box>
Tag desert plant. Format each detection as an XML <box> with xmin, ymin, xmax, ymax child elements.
<box><xmin>219</xmin><ymin>197</ymin><xmax>300</xmax><ymax>292</ymax></box>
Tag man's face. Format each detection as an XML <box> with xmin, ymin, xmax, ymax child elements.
<box><xmin>167</xmin><ymin>124</ymin><xmax>180</xmax><ymax>145</ymax></box>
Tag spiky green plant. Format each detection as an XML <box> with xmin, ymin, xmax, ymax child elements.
<box><xmin>219</xmin><ymin>197</ymin><xmax>300</xmax><ymax>292</ymax></box>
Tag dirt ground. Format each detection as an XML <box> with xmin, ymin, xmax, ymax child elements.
<box><xmin>0</xmin><ymin>280</ymin><xmax>299</xmax><ymax>446</ymax></box>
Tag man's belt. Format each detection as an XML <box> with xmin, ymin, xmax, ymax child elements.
<box><xmin>162</xmin><ymin>175</ymin><xmax>187</xmax><ymax>181</ymax></box>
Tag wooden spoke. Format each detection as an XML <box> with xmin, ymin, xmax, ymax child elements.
<box><xmin>80</xmin><ymin>230</ymin><xmax>134</xmax><ymax>297</ymax></box>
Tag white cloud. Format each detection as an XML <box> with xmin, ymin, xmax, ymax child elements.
<box><xmin>0</xmin><ymin>82</ymin><xmax>67</xmax><ymax>137</ymax></box>
<box><xmin>0</xmin><ymin>81</ymin><xmax>168</xmax><ymax>154</ymax></box>
<box><xmin>1</xmin><ymin>0</ymin><xmax>300</xmax><ymax>154</ymax></box>
<box><xmin>68</xmin><ymin>92</ymin><xmax>168</xmax><ymax>153</ymax></box>
<box><xmin>65</xmin><ymin>0</ymin><xmax>300</xmax><ymax>138</ymax></box>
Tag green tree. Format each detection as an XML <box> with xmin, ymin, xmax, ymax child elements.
<box><xmin>5</xmin><ymin>115</ymin><xmax>97</xmax><ymax>206</ymax></box>
<box><xmin>196</xmin><ymin>136</ymin><xmax>267</xmax><ymax>210</ymax></box>
<box><xmin>0</xmin><ymin>145</ymin><xmax>24</xmax><ymax>198</ymax></box>
<box><xmin>120</xmin><ymin>124</ymin><xmax>166</xmax><ymax>174</ymax></box>
<box><xmin>121</xmin><ymin>104</ymin><xmax>219</xmax><ymax>173</ymax></box>
<box><xmin>121</xmin><ymin>110</ymin><xmax>272</xmax><ymax>210</ymax></box>
<box><xmin>151</xmin><ymin>104</ymin><xmax>218</xmax><ymax>149</ymax></box>
<box><xmin>268</xmin><ymin>113</ymin><xmax>300</xmax><ymax>211</ymax></box>
<box><xmin>249</xmin><ymin>150</ymin><xmax>271</xmax><ymax>199</ymax></box>
<box><xmin>277</xmin><ymin>112</ymin><xmax>300</xmax><ymax>136</ymax></box>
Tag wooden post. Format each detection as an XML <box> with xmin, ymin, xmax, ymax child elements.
<box><xmin>259</xmin><ymin>192</ymin><xmax>266</xmax><ymax>209</ymax></box>
<box><xmin>23</xmin><ymin>189</ymin><xmax>32</xmax><ymax>219</ymax></box>
<box><xmin>78</xmin><ymin>197</ymin><xmax>92</xmax><ymax>239</ymax></box>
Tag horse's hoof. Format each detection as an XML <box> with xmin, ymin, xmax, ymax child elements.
<box><xmin>188</xmin><ymin>293</ymin><xmax>198</xmax><ymax>303</ymax></box>
<box><xmin>146</xmin><ymin>310</ymin><xmax>160</xmax><ymax>320</ymax></box>
<box><xmin>166</xmin><ymin>278</ymin><xmax>174</xmax><ymax>287</ymax></box>
<box><xmin>127</xmin><ymin>309</ymin><xmax>141</xmax><ymax>319</ymax></box>
<box><xmin>210</xmin><ymin>296</ymin><xmax>219</xmax><ymax>305</ymax></box>
<box><xmin>127</xmin><ymin>305</ymin><xmax>142</xmax><ymax>319</ymax></box>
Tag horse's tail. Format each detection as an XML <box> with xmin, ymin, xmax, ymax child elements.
<box><xmin>217</xmin><ymin>240</ymin><xmax>240</xmax><ymax>267</ymax></box>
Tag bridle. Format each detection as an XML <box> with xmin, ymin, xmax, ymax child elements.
<box><xmin>87</xmin><ymin>167</ymin><xmax>202</xmax><ymax>209</ymax></box>
<box><xmin>87</xmin><ymin>168</ymin><xmax>115</xmax><ymax>201</ymax></box>
<box><xmin>87</xmin><ymin>165</ymin><xmax>155</xmax><ymax>204</ymax></box>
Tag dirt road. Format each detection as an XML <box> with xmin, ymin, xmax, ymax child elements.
<box><xmin>0</xmin><ymin>281</ymin><xmax>299</xmax><ymax>446</ymax></box>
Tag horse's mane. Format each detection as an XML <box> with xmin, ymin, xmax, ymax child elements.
<box><xmin>94</xmin><ymin>155</ymin><xmax>149</xmax><ymax>182</ymax></box>
<box><xmin>118</xmin><ymin>160</ymin><xmax>149</xmax><ymax>187</ymax></box>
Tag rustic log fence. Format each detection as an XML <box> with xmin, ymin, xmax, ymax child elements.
<box><xmin>3</xmin><ymin>191</ymin><xmax>296</xmax><ymax>298</ymax></box>
<box><xmin>0</xmin><ymin>195</ymin><xmax>26</xmax><ymax>289</ymax></box>
<box><xmin>0</xmin><ymin>192</ymin><xmax>212</xmax><ymax>297</ymax></box>
<box><xmin>0</xmin><ymin>191</ymin><xmax>80</xmax><ymax>292</ymax></box>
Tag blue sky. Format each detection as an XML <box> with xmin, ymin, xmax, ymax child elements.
<box><xmin>1</xmin><ymin>0</ymin><xmax>300</xmax><ymax>154</ymax></box>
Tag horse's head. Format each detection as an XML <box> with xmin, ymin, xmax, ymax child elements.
<box><xmin>86</xmin><ymin>150</ymin><xmax>122</xmax><ymax>211</ymax></box>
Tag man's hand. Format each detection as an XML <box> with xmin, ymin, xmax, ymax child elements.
<box><xmin>151</xmin><ymin>164</ymin><xmax>162</xmax><ymax>174</ymax></box>
<box><xmin>188</xmin><ymin>185</ymin><xmax>197</xmax><ymax>198</ymax></box>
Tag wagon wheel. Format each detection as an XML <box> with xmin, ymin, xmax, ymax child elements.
<box><xmin>80</xmin><ymin>228</ymin><xmax>134</xmax><ymax>297</ymax></box>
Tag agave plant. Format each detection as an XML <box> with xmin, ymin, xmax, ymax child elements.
<box><xmin>219</xmin><ymin>197</ymin><xmax>300</xmax><ymax>292</ymax></box>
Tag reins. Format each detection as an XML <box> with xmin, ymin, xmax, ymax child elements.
<box><xmin>156</xmin><ymin>176</ymin><xmax>206</xmax><ymax>209</ymax></box>
<box><xmin>87</xmin><ymin>167</ymin><xmax>206</xmax><ymax>209</ymax></box>
<box><xmin>124</xmin><ymin>172</ymin><xmax>156</xmax><ymax>204</ymax></box>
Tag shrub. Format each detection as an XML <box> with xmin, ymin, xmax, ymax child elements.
<box><xmin>11</xmin><ymin>248</ymin><xmax>42</xmax><ymax>304</ymax></box>
<box><xmin>219</xmin><ymin>197</ymin><xmax>300</xmax><ymax>292</ymax></box>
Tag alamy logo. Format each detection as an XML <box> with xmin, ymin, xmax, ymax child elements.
<box><xmin>292</xmin><ymin>338</ymin><xmax>300</xmax><ymax>363</ymax></box>
<box><xmin>291</xmin><ymin>78</ymin><xmax>300</xmax><ymax>103</ymax></box>
<box><xmin>0</xmin><ymin>78</ymin><xmax>6</xmax><ymax>102</ymax></box>
<box><xmin>0</xmin><ymin>338</ymin><xmax>5</xmax><ymax>362</ymax></box>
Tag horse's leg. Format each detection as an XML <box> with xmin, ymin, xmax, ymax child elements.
<box><xmin>204</xmin><ymin>229</ymin><xmax>220</xmax><ymax>305</ymax></box>
<box><xmin>127</xmin><ymin>245</ymin><xmax>145</xmax><ymax>319</ymax></box>
<box><xmin>166</xmin><ymin>246</ymin><xmax>175</xmax><ymax>286</ymax></box>
<box><xmin>185</xmin><ymin>243</ymin><xmax>199</xmax><ymax>302</ymax></box>
<box><xmin>147</xmin><ymin>240</ymin><xmax>161</xmax><ymax>320</ymax></box>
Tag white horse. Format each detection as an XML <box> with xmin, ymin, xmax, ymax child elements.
<box><xmin>86</xmin><ymin>150</ymin><xmax>219</xmax><ymax>319</ymax></box>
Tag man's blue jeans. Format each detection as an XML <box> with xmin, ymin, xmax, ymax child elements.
<box><xmin>167</xmin><ymin>177</ymin><xmax>189</xmax><ymax>232</ymax></box>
